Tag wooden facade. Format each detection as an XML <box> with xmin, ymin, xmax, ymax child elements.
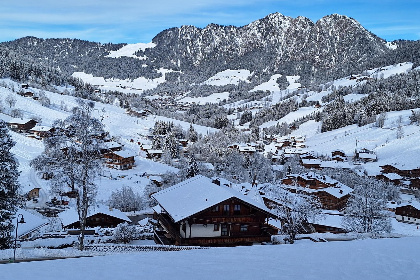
<box><xmin>282</xmin><ymin>174</ymin><xmax>350</xmax><ymax>210</ymax></box>
<box><xmin>154</xmin><ymin>198</ymin><xmax>276</xmax><ymax>246</ymax></box>
<box><xmin>7</xmin><ymin>119</ymin><xmax>37</xmax><ymax>132</ymax></box>
<box><xmin>381</xmin><ymin>165</ymin><xmax>420</xmax><ymax>178</ymax></box>
<box><xmin>65</xmin><ymin>213</ymin><xmax>128</xmax><ymax>229</ymax></box>
<box><xmin>103</xmin><ymin>151</ymin><xmax>135</xmax><ymax>170</ymax></box>
<box><xmin>395</xmin><ymin>205</ymin><xmax>420</xmax><ymax>225</ymax></box>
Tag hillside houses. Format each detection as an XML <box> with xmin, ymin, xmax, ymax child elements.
<box><xmin>282</xmin><ymin>172</ymin><xmax>352</xmax><ymax>210</ymax></box>
<box><xmin>379</xmin><ymin>164</ymin><xmax>420</xmax><ymax>189</ymax></box>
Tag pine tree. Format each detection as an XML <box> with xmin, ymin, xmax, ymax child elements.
<box><xmin>0</xmin><ymin>120</ymin><xmax>20</xmax><ymax>249</ymax></box>
<box><xmin>186</xmin><ymin>154</ymin><xmax>199</xmax><ymax>178</ymax></box>
<box><xmin>188</xmin><ymin>124</ymin><xmax>198</xmax><ymax>143</ymax></box>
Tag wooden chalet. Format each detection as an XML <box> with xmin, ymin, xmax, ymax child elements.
<box><xmin>59</xmin><ymin>205</ymin><xmax>131</xmax><ymax>230</ymax></box>
<box><xmin>100</xmin><ymin>141</ymin><xmax>123</xmax><ymax>154</ymax></box>
<box><xmin>380</xmin><ymin>165</ymin><xmax>420</xmax><ymax>178</ymax></box>
<box><xmin>282</xmin><ymin>172</ymin><xmax>352</xmax><ymax>210</ymax></box>
<box><xmin>27</xmin><ymin>187</ymin><xmax>41</xmax><ymax>200</ymax></box>
<box><xmin>7</xmin><ymin>118</ymin><xmax>37</xmax><ymax>133</ymax></box>
<box><xmin>311</xmin><ymin>213</ymin><xmax>347</xmax><ymax>234</ymax></box>
<box><xmin>152</xmin><ymin>175</ymin><xmax>276</xmax><ymax>246</ymax></box>
<box><xmin>19</xmin><ymin>91</ymin><xmax>34</xmax><ymax>97</ymax></box>
<box><xmin>331</xmin><ymin>150</ymin><xmax>346</xmax><ymax>162</ymax></box>
<box><xmin>29</xmin><ymin>125</ymin><xmax>54</xmax><ymax>139</ymax></box>
<box><xmin>355</xmin><ymin>148</ymin><xmax>377</xmax><ymax>163</ymax></box>
<box><xmin>301</xmin><ymin>158</ymin><xmax>322</xmax><ymax>169</ymax></box>
<box><xmin>103</xmin><ymin>150</ymin><xmax>135</xmax><ymax>170</ymax></box>
<box><xmin>395</xmin><ymin>205</ymin><xmax>420</xmax><ymax>225</ymax></box>
<box><xmin>146</xmin><ymin>149</ymin><xmax>163</xmax><ymax>159</ymax></box>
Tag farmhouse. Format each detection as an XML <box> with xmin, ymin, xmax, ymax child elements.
<box><xmin>152</xmin><ymin>175</ymin><xmax>276</xmax><ymax>246</ymax></box>
<box><xmin>29</xmin><ymin>125</ymin><xmax>54</xmax><ymax>139</ymax></box>
<box><xmin>7</xmin><ymin>118</ymin><xmax>37</xmax><ymax>132</ymax></box>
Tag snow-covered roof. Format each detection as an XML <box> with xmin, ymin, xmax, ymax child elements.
<box><xmin>114</xmin><ymin>150</ymin><xmax>135</xmax><ymax>158</ymax></box>
<box><xmin>358</xmin><ymin>153</ymin><xmax>377</xmax><ymax>159</ymax></box>
<box><xmin>30</xmin><ymin>125</ymin><xmax>52</xmax><ymax>132</ymax></box>
<box><xmin>313</xmin><ymin>213</ymin><xmax>344</xmax><ymax>228</ymax></box>
<box><xmin>152</xmin><ymin>175</ymin><xmax>271</xmax><ymax>223</ymax></box>
<box><xmin>286</xmin><ymin>172</ymin><xmax>353</xmax><ymax>198</ymax></box>
<box><xmin>105</xmin><ymin>141</ymin><xmax>122</xmax><ymax>149</ymax></box>
<box><xmin>7</xmin><ymin>118</ymin><xmax>34</xmax><ymax>124</ymax></box>
<box><xmin>301</xmin><ymin>158</ymin><xmax>322</xmax><ymax>165</ymax></box>
<box><xmin>59</xmin><ymin>204</ymin><xmax>130</xmax><ymax>227</ymax></box>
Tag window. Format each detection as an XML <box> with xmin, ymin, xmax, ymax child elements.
<box><xmin>240</xmin><ymin>225</ymin><xmax>248</xmax><ymax>232</ymax></box>
<box><xmin>212</xmin><ymin>205</ymin><xmax>219</xmax><ymax>212</ymax></box>
<box><xmin>221</xmin><ymin>224</ymin><xmax>228</xmax><ymax>236</ymax></box>
<box><xmin>234</xmin><ymin>204</ymin><xmax>241</xmax><ymax>214</ymax></box>
<box><xmin>223</xmin><ymin>205</ymin><xmax>230</xmax><ymax>215</ymax></box>
<box><xmin>214</xmin><ymin>224</ymin><xmax>219</xmax><ymax>231</ymax></box>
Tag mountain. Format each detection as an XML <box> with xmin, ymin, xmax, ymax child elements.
<box><xmin>0</xmin><ymin>12</ymin><xmax>418</xmax><ymax>91</ymax></box>
<box><xmin>149</xmin><ymin>13</ymin><xmax>389</xmax><ymax>77</ymax></box>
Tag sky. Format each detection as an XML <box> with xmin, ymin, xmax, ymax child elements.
<box><xmin>1</xmin><ymin>0</ymin><xmax>419</xmax><ymax>44</ymax></box>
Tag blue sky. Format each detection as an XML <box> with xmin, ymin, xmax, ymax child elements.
<box><xmin>1</xmin><ymin>0</ymin><xmax>419</xmax><ymax>43</ymax></box>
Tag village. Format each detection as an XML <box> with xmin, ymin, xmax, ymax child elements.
<box><xmin>4</xmin><ymin>83</ymin><xmax>420</xmax><ymax>253</ymax></box>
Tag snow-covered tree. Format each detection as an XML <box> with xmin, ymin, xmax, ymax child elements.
<box><xmin>271</xmin><ymin>187</ymin><xmax>322</xmax><ymax>244</ymax></box>
<box><xmin>342</xmin><ymin>179</ymin><xmax>392</xmax><ymax>235</ymax></box>
<box><xmin>5</xmin><ymin>94</ymin><xmax>16</xmax><ymax>108</ymax></box>
<box><xmin>113</xmin><ymin>222</ymin><xmax>137</xmax><ymax>244</ymax></box>
<box><xmin>108</xmin><ymin>186</ymin><xmax>142</xmax><ymax>212</ymax></box>
<box><xmin>375</xmin><ymin>112</ymin><xmax>386</xmax><ymax>128</ymax></box>
<box><xmin>163</xmin><ymin>132</ymin><xmax>179</xmax><ymax>159</ymax></box>
<box><xmin>187</xmin><ymin>123</ymin><xmax>198</xmax><ymax>143</ymax></box>
<box><xmin>186</xmin><ymin>154</ymin><xmax>199</xmax><ymax>178</ymax></box>
<box><xmin>31</xmin><ymin>99</ymin><xmax>106</xmax><ymax>250</ymax></box>
<box><xmin>0</xmin><ymin>120</ymin><xmax>20</xmax><ymax>249</ymax></box>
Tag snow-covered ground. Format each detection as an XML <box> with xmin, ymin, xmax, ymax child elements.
<box><xmin>296</xmin><ymin>109</ymin><xmax>420</xmax><ymax>174</ymax></box>
<box><xmin>203</xmin><ymin>69</ymin><xmax>251</xmax><ymax>86</ymax></box>
<box><xmin>0</xmin><ymin>78</ymin><xmax>215</xmax><ymax>203</ymax></box>
<box><xmin>2</xmin><ymin>237</ymin><xmax>420</xmax><ymax>280</ymax></box>
<box><xmin>72</xmin><ymin>68</ymin><xmax>174</xmax><ymax>94</ymax></box>
<box><xmin>106</xmin><ymin>42</ymin><xmax>156</xmax><ymax>59</ymax></box>
<box><xmin>177</xmin><ymin>92</ymin><xmax>230</xmax><ymax>105</ymax></box>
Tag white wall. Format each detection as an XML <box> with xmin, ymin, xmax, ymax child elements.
<box><xmin>180</xmin><ymin>222</ymin><xmax>221</xmax><ymax>238</ymax></box>
<box><xmin>396</xmin><ymin>215</ymin><xmax>420</xmax><ymax>225</ymax></box>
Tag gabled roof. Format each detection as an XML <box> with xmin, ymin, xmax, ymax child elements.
<box><xmin>59</xmin><ymin>204</ymin><xmax>130</xmax><ymax>227</ymax></box>
<box><xmin>152</xmin><ymin>175</ymin><xmax>271</xmax><ymax>223</ymax></box>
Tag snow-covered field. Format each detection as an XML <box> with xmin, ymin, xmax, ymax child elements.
<box><xmin>2</xmin><ymin>237</ymin><xmax>420</xmax><ymax>280</ymax></box>
<box><xmin>203</xmin><ymin>69</ymin><xmax>251</xmax><ymax>86</ymax></box>
<box><xmin>72</xmin><ymin>68</ymin><xmax>174</xmax><ymax>94</ymax></box>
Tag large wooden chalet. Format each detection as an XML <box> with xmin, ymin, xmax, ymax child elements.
<box><xmin>152</xmin><ymin>175</ymin><xmax>276</xmax><ymax>246</ymax></box>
